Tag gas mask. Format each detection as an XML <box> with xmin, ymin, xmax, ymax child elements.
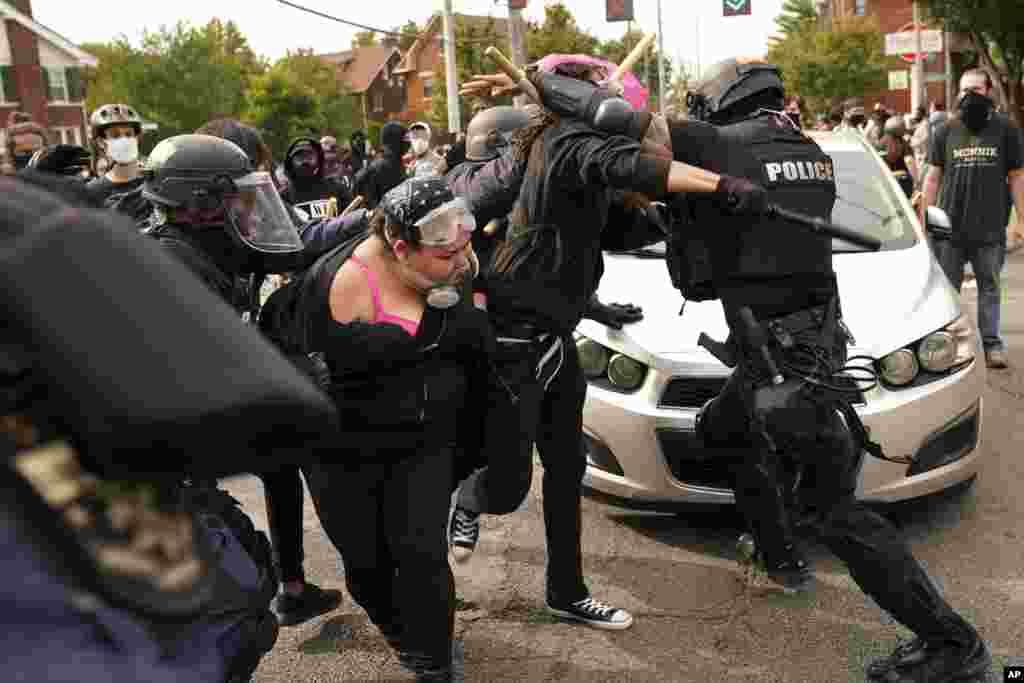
<box><xmin>958</xmin><ymin>91</ymin><xmax>994</xmax><ymax>133</ymax></box>
<box><xmin>107</xmin><ymin>136</ymin><xmax>139</xmax><ymax>165</ymax></box>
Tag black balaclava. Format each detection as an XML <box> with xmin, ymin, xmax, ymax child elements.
<box><xmin>284</xmin><ymin>138</ymin><xmax>323</xmax><ymax>186</ymax></box>
<box><xmin>958</xmin><ymin>91</ymin><xmax>994</xmax><ymax>133</ymax></box>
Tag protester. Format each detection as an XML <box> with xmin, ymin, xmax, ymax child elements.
<box><xmin>878</xmin><ymin>115</ymin><xmax>917</xmax><ymax>198</ymax></box>
<box><xmin>4</xmin><ymin>111</ymin><xmax>48</xmax><ymax>172</ymax></box>
<box><xmin>406</xmin><ymin>122</ymin><xmax>445</xmax><ymax>177</ymax></box>
<box><xmin>783</xmin><ymin>95</ymin><xmax>804</xmax><ymax>129</ymax></box>
<box><xmin>299</xmin><ymin>176</ymin><xmax>494</xmax><ymax>682</ymax></box>
<box><xmin>349</xmin><ymin>129</ymin><xmax>369</xmax><ymax>174</ymax></box>
<box><xmin>85</xmin><ymin>103</ymin><xmax>146</xmax><ymax>213</ymax></box>
<box><xmin>449</xmin><ymin>56</ymin><xmax>766</xmax><ymax>631</ymax></box>
<box><xmin>353</xmin><ymin>121</ymin><xmax>409</xmax><ymax>209</ymax></box>
<box><xmin>279</xmin><ymin>137</ymin><xmax>352</xmax><ymax>220</ymax></box>
<box><xmin>922</xmin><ymin>68</ymin><xmax>1024</xmax><ymax>369</ymax></box>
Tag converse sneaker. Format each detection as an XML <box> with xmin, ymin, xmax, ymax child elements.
<box><xmin>448</xmin><ymin>505</ymin><xmax>480</xmax><ymax>564</ymax></box>
<box><xmin>545</xmin><ymin>596</ymin><xmax>634</xmax><ymax>630</ymax></box>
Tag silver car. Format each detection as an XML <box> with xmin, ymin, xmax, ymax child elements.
<box><xmin>578</xmin><ymin>131</ymin><xmax>985</xmax><ymax>507</ymax></box>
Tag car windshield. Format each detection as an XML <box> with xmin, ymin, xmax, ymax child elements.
<box><xmin>828</xmin><ymin>144</ymin><xmax>918</xmax><ymax>252</ymax></box>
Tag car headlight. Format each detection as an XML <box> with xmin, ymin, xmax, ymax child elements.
<box><xmin>607</xmin><ymin>353</ymin><xmax>647</xmax><ymax>390</ymax></box>
<box><xmin>577</xmin><ymin>338</ymin><xmax>610</xmax><ymax>378</ymax></box>
<box><xmin>879</xmin><ymin>348</ymin><xmax>919</xmax><ymax>386</ymax></box>
<box><xmin>917</xmin><ymin>314</ymin><xmax>974</xmax><ymax>372</ymax></box>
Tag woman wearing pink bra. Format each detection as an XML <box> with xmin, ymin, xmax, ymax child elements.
<box><xmin>302</xmin><ymin>177</ymin><xmax>493</xmax><ymax>683</ymax></box>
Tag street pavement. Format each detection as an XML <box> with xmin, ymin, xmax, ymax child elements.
<box><xmin>226</xmin><ymin>248</ymin><xmax>1024</xmax><ymax>682</ymax></box>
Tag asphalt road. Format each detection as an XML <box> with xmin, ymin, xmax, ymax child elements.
<box><xmin>226</xmin><ymin>248</ymin><xmax>1024</xmax><ymax>682</ymax></box>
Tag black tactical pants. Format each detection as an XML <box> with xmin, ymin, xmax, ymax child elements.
<box><xmin>698</xmin><ymin>301</ymin><xmax>978</xmax><ymax>648</ymax></box>
<box><xmin>456</xmin><ymin>331</ymin><xmax>590</xmax><ymax>604</ymax></box>
<box><xmin>304</xmin><ymin>447</ymin><xmax>455</xmax><ymax>675</ymax></box>
<box><xmin>257</xmin><ymin>466</ymin><xmax>306</xmax><ymax>584</ymax></box>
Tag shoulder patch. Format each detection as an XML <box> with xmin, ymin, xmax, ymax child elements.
<box><xmin>762</xmin><ymin>158</ymin><xmax>835</xmax><ymax>184</ymax></box>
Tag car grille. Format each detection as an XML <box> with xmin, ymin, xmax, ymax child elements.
<box><xmin>660</xmin><ymin>374</ymin><xmax>866</xmax><ymax>409</ymax></box>
<box><xmin>656</xmin><ymin>429</ymin><xmax>735</xmax><ymax>489</ymax></box>
<box><xmin>659</xmin><ymin>377</ymin><xmax>727</xmax><ymax>409</ymax></box>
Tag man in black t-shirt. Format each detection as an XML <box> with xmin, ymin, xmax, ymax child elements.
<box><xmin>922</xmin><ymin>68</ymin><xmax>1024</xmax><ymax>369</ymax></box>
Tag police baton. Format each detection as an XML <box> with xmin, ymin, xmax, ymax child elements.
<box><xmin>767</xmin><ymin>204</ymin><xmax>883</xmax><ymax>251</ymax></box>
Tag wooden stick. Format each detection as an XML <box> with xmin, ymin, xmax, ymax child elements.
<box><xmin>610</xmin><ymin>33</ymin><xmax>656</xmax><ymax>84</ymax></box>
<box><xmin>340</xmin><ymin>195</ymin><xmax>364</xmax><ymax>217</ymax></box>
<box><xmin>484</xmin><ymin>46</ymin><xmax>541</xmax><ymax>104</ymax></box>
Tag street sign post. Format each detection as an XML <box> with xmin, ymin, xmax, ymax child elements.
<box><xmin>607</xmin><ymin>0</ymin><xmax>634</xmax><ymax>23</ymax></box>
<box><xmin>884</xmin><ymin>27</ymin><xmax>942</xmax><ymax>63</ymax></box>
<box><xmin>723</xmin><ymin>0</ymin><xmax>752</xmax><ymax>17</ymax></box>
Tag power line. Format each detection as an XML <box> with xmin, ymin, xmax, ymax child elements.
<box><xmin>273</xmin><ymin>0</ymin><xmax>512</xmax><ymax>47</ymax></box>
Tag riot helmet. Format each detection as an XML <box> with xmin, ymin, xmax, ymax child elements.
<box><xmin>143</xmin><ymin>134</ymin><xmax>303</xmax><ymax>273</ymax></box>
<box><xmin>465</xmin><ymin>106</ymin><xmax>531</xmax><ymax>162</ymax></box>
<box><xmin>687</xmin><ymin>57</ymin><xmax>785</xmax><ymax>124</ymax></box>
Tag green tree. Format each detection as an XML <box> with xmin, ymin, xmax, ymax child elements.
<box><xmin>392</xmin><ymin>21</ymin><xmax>420</xmax><ymax>52</ymax></box>
<box><xmin>80</xmin><ymin>38</ymin><xmax>137</xmax><ymax>118</ymax></box>
<box><xmin>246</xmin><ymin>49</ymin><xmax>358</xmax><ymax>159</ymax></box>
<box><xmin>768</xmin><ymin>16</ymin><xmax>888</xmax><ymax>118</ymax></box>
<box><xmin>525</xmin><ymin>3</ymin><xmax>600</xmax><ymax>61</ymax></box>
<box><xmin>920</xmin><ymin>0</ymin><xmax>1024</xmax><ymax>124</ymax></box>
<box><xmin>773</xmin><ymin>0</ymin><xmax>818</xmax><ymax>41</ymax></box>
<box><xmin>599</xmin><ymin>28</ymin><xmax>675</xmax><ymax>110</ymax></box>
<box><xmin>430</xmin><ymin>15</ymin><xmax>512</xmax><ymax>134</ymax></box>
<box><xmin>353</xmin><ymin>30</ymin><xmax>377</xmax><ymax>47</ymax></box>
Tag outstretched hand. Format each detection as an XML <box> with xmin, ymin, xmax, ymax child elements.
<box><xmin>460</xmin><ymin>73</ymin><xmax>520</xmax><ymax>99</ymax></box>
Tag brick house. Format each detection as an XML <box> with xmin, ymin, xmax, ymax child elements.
<box><xmin>394</xmin><ymin>13</ymin><xmax>509</xmax><ymax>137</ymax></box>
<box><xmin>0</xmin><ymin>0</ymin><xmax>96</xmax><ymax>151</ymax></box>
<box><xmin>817</xmin><ymin>0</ymin><xmax>972</xmax><ymax>113</ymax></box>
<box><xmin>320</xmin><ymin>45</ymin><xmax>404</xmax><ymax>142</ymax></box>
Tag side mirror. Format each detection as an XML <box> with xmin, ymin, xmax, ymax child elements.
<box><xmin>925</xmin><ymin>206</ymin><xmax>953</xmax><ymax>240</ymax></box>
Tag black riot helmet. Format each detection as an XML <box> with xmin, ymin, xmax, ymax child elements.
<box><xmin>143</xmin><ymin>134</ymin><xmax>304</xmax><ymax>273</ymax></box>
<box><xmin>687</xmin><ymin>57</ymin><xmax>786</xmax><ymax>125</ymax></box>
<box><xmin>465</xmin><ymin>106</ymin><xmax>531</xmax><ymax>162</ymax></box>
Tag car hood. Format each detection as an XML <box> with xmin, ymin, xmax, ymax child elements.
<box><xmin>580</xmin><ymin>242</ymin><xmax>961</xmax><ymax>371</ymax></box>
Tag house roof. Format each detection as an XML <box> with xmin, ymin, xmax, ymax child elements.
<box><xmin>321</xmin><ymin>45</ymin><xmax>399</xmax><ymax>94</ymax></box>
<box><xmin>0</xmin><ymin>0</ymin><xmax>98</xmax><ymax>67</ymax></box>
<box><xmin>396</xmin><ymin>13</ymin><xmax>509</xmax><ymax>74</ymax></box>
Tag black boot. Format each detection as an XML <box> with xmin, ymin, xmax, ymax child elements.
<box><xmin>867</xmin><ymin>637</ymin><xmax>990</xmax><ymax>682</ymax></box>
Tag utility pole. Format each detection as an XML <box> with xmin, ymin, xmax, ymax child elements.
<box><xmin>657</xmin><ymin>0</ymin><xmax>666</xmax><ymax>114</ymax></box>
<box><xmin>508</xmin><ymin>0</ymin><xmax>528</xmax><ymax>108</ymax></box>
<box><xmin>442</xmin><ymin>0</ymin><xmax>462</xmax><ymax>133</ymax></box>
<box><xmin>911</xmin><ymin>0</ymin><xmax>925</xmax><ymax>111</ymax></box>
<box><xmin>943</xmin><ymin>18</ymin><xmax>954</xmax><ymax>109</ymax></box>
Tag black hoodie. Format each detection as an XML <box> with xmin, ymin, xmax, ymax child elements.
<box><xmin>280</xmin><ymin>138</ymin><xmax>351</xmax><ymax>214</ymax></box>
<box><xmin>353</xmin><ymin>122</ymin><xmax>408</xmax><ymax>209</ymax></box>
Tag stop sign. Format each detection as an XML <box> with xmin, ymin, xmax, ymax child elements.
<box><xmin>900</xmin><ymin>22</ymin><xmax>934</xmax><ymax>64</ymax></box>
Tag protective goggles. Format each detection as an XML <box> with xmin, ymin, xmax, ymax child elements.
<box><xmin>413</xmin><ymin>197</ymin><xmax>477</xmax><ymax>248</ymax></box>
<box><xmin>224</xmin><ymin>171</ymin><xmax>304</xmax><ymax>254</ymax></box>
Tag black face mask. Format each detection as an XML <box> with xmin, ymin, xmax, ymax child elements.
<box><xmin>786</xmin><ymin>112</ymin><xmax>801</xmax><ymax>129</ymax></box>
<box><xmin>958</xmin><ymin>91</ymin><xmax>994</xmax><ymax>132</ymax></box>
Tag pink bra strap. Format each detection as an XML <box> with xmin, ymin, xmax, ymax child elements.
<box><xmin>349</xmin><ymin>255</ymin><xmax>383</xmax><ymax>322</ymax></box>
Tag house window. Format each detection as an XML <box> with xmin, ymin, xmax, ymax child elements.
<box><xmin>423</xmin><ymin>74</ymin><xmax>434</xmax><ymax>99</ymax></box>
<box><xmin>373</xmin><ymin>92</ymin><xmax>384</xmax><ymax>112</ymax></box>
<box><xmin>46</xmin><ymin>67</ymin><xmax>69</xmax><ymax>102</ymax></box>
<box><xmin>854</xmin><ymin>0</ymin><xmax>866</xmax><ymax>15</ymax></box>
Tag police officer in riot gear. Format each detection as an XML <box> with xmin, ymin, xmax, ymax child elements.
<box><xmin>0</xmin><ymin>174</ymin><xmax>339</xmax><ymax>681</ymax></box>
<box><xmin>686</xmin><ymin>58</ymin><xmax>990</xmax><ymax>681</ymax></box>
<box><xmin>142</xmin><ymin>134</ymin><xmax>344</xmax><ymax>626</ymax></box>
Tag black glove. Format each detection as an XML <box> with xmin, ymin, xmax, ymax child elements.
<box><xmin>715</xmin><ymin>175</ymin><xmax>769</xmax><ymax>216</ymax></box>
<box><xmin>584</xmin><ymin>295</ymin><xmax>644</xmax><ymax>330</ymax></box>
<box><xmin>27</xmin><ymin>144</ymin><xmax>92</xmax><ymax>176</ymax></box>
<box><xmin>438</xmin><ymin>303</ymin><xmax>497</xmax><ymax>358</ymax></box>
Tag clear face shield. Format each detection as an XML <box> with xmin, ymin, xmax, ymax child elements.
<box><xmin>413</xmin><ymin>197</ymin><xmax>477</xmax><ymax>248</ymax></box>
<box><xmin>223</xmin><ymin>171</ymin><xmax>304</xmax><ymax>260</ymax></box>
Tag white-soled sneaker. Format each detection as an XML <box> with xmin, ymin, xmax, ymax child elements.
<box><xmin>545</xmin><ymin>596</ymin><xmax>634</xmax><ymax>630</ymax></box>
<box><xmin>448</xmin><ymin>505</ymin><xmax>480</xmax><ymax>564</ymax></box>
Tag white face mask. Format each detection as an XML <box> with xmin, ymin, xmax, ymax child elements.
<box><xmin>412</xmin><ymin>139</ymin><xmax>429</xmax><ymax>155</ymax></box>
<box><xmin>107</xmin><ymin>136</ymin><xmax>139</xmax><ymax>165</ymax></box>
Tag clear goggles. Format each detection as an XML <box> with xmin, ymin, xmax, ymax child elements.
<box><xmin>412</xmin><ymin>197</ymin><xmax>477</xmax><ymax>248</ymax></box>
<box><xmin>224</xmin><ymin>172</ymin><xmax>304</xmax><ymax>254</ymax></box>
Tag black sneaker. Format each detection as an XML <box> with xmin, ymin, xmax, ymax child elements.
<box><xmin>765</xmin><ymin>546</ymin><xmax>815</xmax><ymax>594</ymax></box>
<box><xmin>869</xmin><ymin>638</ymin><xmax>990</xmax><ymax>682</ymax></box>
<box><xmin>865</xmin><ymin>638</ymin><xmax>927</xmax><ymax>679</ymax></box>
<box><xmin>545</xmin><ymin>596</ymin><xmax>634</xmax><ymax>630</ymax></box>
<box><xmin>448</xmin><ymin>505</ymin><xmax>479</xmax><ymax>564</ymax></box>
<box><xmin>271</xmin><ymin>582</ymin><xmax>343</xmax><ymax>627</ymax></box>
